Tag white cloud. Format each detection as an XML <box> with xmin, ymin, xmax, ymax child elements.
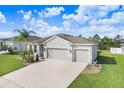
<box><xmin>78</xmin><ymin>25</ymin><xmax>116</xmax><ymax>38</ymax></box>
<box><xmin>17</xmin><ymin>9</ymin><xmax>24</xmax><ymax>14</ymax></box>
<box><xmin>28</xmin><ymin>18</ymin><xmax>62</xmax><ymax>36</ymax></box>
<box><xmin>81</xmin><ymin>5</ymin><xmax>119</xmax><ymax>18</ymax></box>
<box><xmin>62</xmin><ymin>20</ymin><xmax>71</xmax><ymax>31</ymax></box>
<box><xmin>96</xmin><ymin>5</ymin><xmax>120</xmax><ymax>17</ymax></box>
<box><xmin>15</xmin><ymin>5</ymin><xmax>124</xmax><ymax>38</ymax></box>
<box><xmin>86</xmin><ymin>11</ymin><xmax>124</xmax><ymax>38</ymax></box>
<box><xmin>38</xmin><ymin>7</ymin><xmax>64</xmax><ymax>18</ymax></box>
<box><xmin>62</xmin><ymin>5</ymin><xmax>124</xmax><ymax>38</ymax></box>
<box><xmin>63</xmin><ymin>12</ymin><xmax>91</xmax><ymax>24</ymax></box>
<box><xmin>0</xmin><ymin>12</ymin><xmax>6</xmax><ymax>23</ymax></box>
<box><xmin>50</xmin><ymin>26</ymin><xmax>62</xmax><ymax>32</ymax></box>
<box><xmin>34</xmin><ymin>10</ymin><xmax>38</xmax><ymax>13</ymax></box>
<box><xmin>23</xmin><ymin>11</ymin><xmax>32</xmax><ymax>21</ymax></box>
<box><xmin>63</xmin><ymin>14</ymin><xmax>74</xmax><ymax>20</ymax></box>
<box><xmin>63</xmin><ymin>5</ymin><xmax>120</xmax><ymax>24</ymax></box>
<box><xmin>18</xmin><ymin>9</ymin><xmax>32</xmax><ymax>21</ymax></box>
<box><xmin>0</xmin><ymin>31</ymin><xmax>16</xmax><ymax>38</ymax></box>
<box><xmin>90</xmin><ymin>11</ymin><xmax>124</xmax><ymax>26</ymax></box>
<box><xmin>17</xmin><ymin>8</ymin><xmax>63</xmax><ymax>37</ymax></box>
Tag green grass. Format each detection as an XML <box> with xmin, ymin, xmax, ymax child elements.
<box><xmin>69</xmin><ymin>50</ymin><xmax>124</xmax><ymax>88</ymax></box>
<box><xmin>0</xmin><ymin>54</ymin><xmax>26</xmax><ymax>76</ymax></box>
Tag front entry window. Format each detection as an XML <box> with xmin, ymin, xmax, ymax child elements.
<box><xmin>34</xmin><ymin>45</ymin><xmax>37</xmax><ymax>52</ymax></box>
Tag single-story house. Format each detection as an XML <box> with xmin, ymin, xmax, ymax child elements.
<box><xmin>27</xmin><ymin>34</ymin><xmax>97</xmax><ymax>64</ymax></box>
<box><xmin>3</xmin><ymin>36</ymin><xmax>41</xmax><ymax>51</ymax></box>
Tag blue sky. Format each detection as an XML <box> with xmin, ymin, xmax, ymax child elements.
<box><xmin>0</xmin><ymin>5</ymin><xmax>124</xmax><ymax>38</ymax></box>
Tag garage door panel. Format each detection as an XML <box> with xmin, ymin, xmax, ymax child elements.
<box><xmin>75</xmin><ymin>49</ymin><xmax>89</xmax><ymax>63</ymax></box>
<box><xmin>47</xmin><ymin>48</ymin><xmax>68</xmax><ymax>61</ymax></box>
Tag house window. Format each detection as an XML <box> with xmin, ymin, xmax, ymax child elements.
<box><xmin>14</xmin><ymin>47</ymin><xmax>17</xmax><ymax>51</ymax></box>
<box><xmin>34</xmin><ymin>45</ymin><xmax>37</xmax><ymax>52</ymax></box>
<box><xmin>29</xmin><ymin>45</ymin><xmax>32</xmax><ymax>51</ymax></box>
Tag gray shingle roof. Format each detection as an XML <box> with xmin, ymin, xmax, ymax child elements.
<box><xmin>4</xmin><ymin>36</ymin><xmax>42</xmax><ymax>42</ymax></box>
<box><xmin>7</xmin><ymin>34</ymin><xmax>95</xmax><ymax>44</ymax></box>
<box><xmin>57</xmin><ymin>34</ymin><xmax>95</xmax><ymax>44</ymax></box>
<box><xmin>32</xmin><ymin>34</ymin><xmax>95</xmax><ymax>44</ymax></box>
<box><xmin>32</xmin><ymin>36</ymin><xmax>52</xmax><ymax>43</ymax></box>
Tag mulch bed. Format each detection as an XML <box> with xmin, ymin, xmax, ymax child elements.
<box><xmin>22</xmin><ymin>62</ymin><xmax>31</xmax><ymax>65</ymax></box>
<box><xmin>82</xmin><ymin>64</ymin><xmax>102</xmax><ymax>74</ymax></box>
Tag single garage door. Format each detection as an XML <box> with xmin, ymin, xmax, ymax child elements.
<box><xmin>47</xmin><ymin>48</ymin><xmax>68</xmax><ymax>61</ymax></box>
<box><xmin>75</xmin><ymin>49</ymin><xmax>90</xmax><ymax>63</ymax></box>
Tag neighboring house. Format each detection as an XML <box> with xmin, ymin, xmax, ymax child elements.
<box><xmin>3</xmin><ymin>36</ymin><xmax>42</xmax><ymax>52</ymax></box>
<box><xmin>27</xmin><ymin>34</ymin><xmax>97</xmax><ymax>64</ymax></box>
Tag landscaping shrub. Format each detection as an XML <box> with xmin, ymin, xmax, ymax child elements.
<box><xmin>2</xmin><ymin>44</ymin><xmax>9</xmax><ymax>51</ymax></box>
<box><xmin>8</xmin><ymin>46</ymin><xmax>14</xmax><ymax>54</ymax></box>
<box><xmin>20</xmin><ymin>50</ymin><xmax>34</xmax><ymax>63</ymax></box>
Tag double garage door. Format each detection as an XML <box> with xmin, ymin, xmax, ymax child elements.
<box><xmin>47</xmin><ymin>48</ymin><xmax>90</xmax><ymax>63</ymax></box>
<box><xmin>47</xmin><ymin>48</ymin><xmax>69</xmax><ymax>61</ymax></box>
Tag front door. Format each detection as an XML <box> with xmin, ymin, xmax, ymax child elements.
<box><xmin>39</xmin><ymin>44</ymin><xmax>44</xmax><ymax>58</ymax></box>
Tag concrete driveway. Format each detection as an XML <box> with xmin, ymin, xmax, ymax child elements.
<box><xmin>1</xmin><ymin>59</ymin><xmax>88</xmax><ymax>88</ymax></box>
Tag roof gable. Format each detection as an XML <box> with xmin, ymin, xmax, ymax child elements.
<box><xmin>42</xmin><ymin>34</ymin><xmax>95</xmax><ymax>45</ymax></box>
<box><xmin>44</xmin><ymin>35</ymin><xmax>72</xmax><ymax>44</ymax></box>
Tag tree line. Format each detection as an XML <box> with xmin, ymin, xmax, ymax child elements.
<box><xmin>79</xmin><ymin>34</ymin><xmax>122</xmax><ymax>50</ymax></box>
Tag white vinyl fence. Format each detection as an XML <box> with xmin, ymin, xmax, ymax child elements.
<box><xmin>110</xmin><ymin>47</ymin><xmax>122</xmax><ymax>54</ymax></box>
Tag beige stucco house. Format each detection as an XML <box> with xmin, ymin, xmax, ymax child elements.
<box><xmin>27</xmin><ymin>34</ymin><xmax>97</xmax><ymax>64</ymax></box>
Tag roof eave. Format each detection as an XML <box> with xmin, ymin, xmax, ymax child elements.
<box><xmin>71</xmin><ymin>43</ymin><xmax>97</xmax><ymax>46</ymax></box>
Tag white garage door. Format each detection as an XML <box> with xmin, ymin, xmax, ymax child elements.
<box><xmin>75</xmin><ymin>49</ymin><xmax>90</xmax><ymax>63</ymax></box>
<box><xmin>47</xmin><ymin>48</ymin><xmax>68</xmax><ymax>61</ymax></box>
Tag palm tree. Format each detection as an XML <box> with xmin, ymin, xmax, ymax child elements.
<box><xmin>114</xmin><ymin>35</ymin><xmax>122</xmax><ymax>41</ymax></box>
<box><xmin>13</xmin><ymin>28</ymin><xmax>36</xmax><ymax>51</ymax></box>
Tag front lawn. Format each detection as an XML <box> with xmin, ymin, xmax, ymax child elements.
<box><xmin>0</xmin><ymin>54</ymin><xmax>26</xmax><ymax>76</ymax></box>
<box><xmin>69</xmin><ymin>50</ymin><xmax>124</xmax><ymax>88</ymax></box>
